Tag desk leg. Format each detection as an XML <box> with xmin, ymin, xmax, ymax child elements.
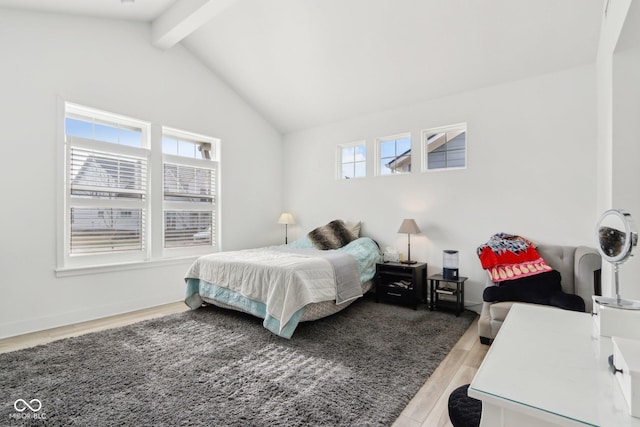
<box><xmin>429</xmin><ymin>279</ymin><xmax>435</xmax><ymax>311</ymax></box>
<box><xmin>480</xmin><ymin>403</ymin><xmax>561</xmax><ymax>427</ymax></box>
<box><xmin>479</xmin><ymin>404</ymin><xmax>502</xmax><ymax>427</ymax></box>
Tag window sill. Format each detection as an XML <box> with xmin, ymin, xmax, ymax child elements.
<box><xmin>423</xmin><ymin>166</ymin><xmax>467</xmax><ymax>173</ymax></box>
<box><xmin>55</xmin><ymin>256</ymin><xmax>199</xmax><ymax>278</ymax></box>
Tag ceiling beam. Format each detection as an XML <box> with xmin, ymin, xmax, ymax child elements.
<box><xmin>152</xmin><ymin>0</ymin><xmax>237</xmax><ymax>50</ymax></box>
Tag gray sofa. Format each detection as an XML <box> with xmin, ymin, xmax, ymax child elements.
<box><xmin>478</xmin><ymin>245</ymin><xmax>601</xmax><ymax>344</ymax></box>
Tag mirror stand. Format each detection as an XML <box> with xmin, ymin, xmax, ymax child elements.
<box><xmin>594</xmin><ymin>272</ymin><xmax>640</xmax><ymax>309</ymax></box>
<box><xmin>595</xmin><ymin>209</ymin><xmax>640</xmax><ymax>310</ymax></box>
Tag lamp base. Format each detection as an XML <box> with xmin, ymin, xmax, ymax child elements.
<box><xmin>400</xmin><ymin>260</ymin><xmax>417</xmax><ymax>265</ymax></box>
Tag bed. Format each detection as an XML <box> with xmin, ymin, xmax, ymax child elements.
<box><xmin>184</xmin><ymin>221</ymin><xmax>382</xmax><ymax>338</ymax></box>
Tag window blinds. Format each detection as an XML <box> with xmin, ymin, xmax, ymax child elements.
<box><xmin>163</xmin><ymin>163</ymin><xmax>216</xmax><ymax>248</ymax></box>
<box><xmin>68</xmin><ymin>147</ymin><xmax>148</xmax><ymax>255</ymax></box>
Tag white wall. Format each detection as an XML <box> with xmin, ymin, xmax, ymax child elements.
<box><xmin>596</xmin><ymin>0</ymin><xmax>640</xmax><ymax>300</ymax></box>
<box><xmin>283</xmin><ymin>65</ymin><xmax>598</xmax><ymax>310</ymax></box>
<box><xmin>612</xmin><ymin>0</ymin><xmax>640</xmax><ymax>299</ymax></box>
<box><xmin>0</xmin><ymin>9</ymin><xmax>283</xmax><ymax>338</ymax></box>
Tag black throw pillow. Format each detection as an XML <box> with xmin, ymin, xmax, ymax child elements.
<box><xmin>483</xmin><ymin>270</ymin><xmax>562</xmax><ymax>305</ymax></box>
<box><xmin>483</xmin><ymin>269</ymin><xmax>586</xmax><ymax>312</ymax></box>
<box><xmin>549</xmin><ymin>292</ymin><xmax>586</xmax><ymax>312</ymax></box>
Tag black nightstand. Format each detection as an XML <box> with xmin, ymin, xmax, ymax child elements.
<box><xmin>375</xmin><ymin>262</ymin><xmax>427</xmax><ymax>310</ymax></box>
<box><xmin>428</xmin><ymin>274</ymin><xmax>468</xmax><ymax>316</ymax></box>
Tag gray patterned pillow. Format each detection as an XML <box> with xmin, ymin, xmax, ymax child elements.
<box><xmin>308</xmin><ymin>220</ymin><xmax>357</xmax><ymax>250</ymax></box>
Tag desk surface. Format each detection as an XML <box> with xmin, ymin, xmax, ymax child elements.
<box><xmin>469</xmin><ymin>304</ymin><xmax>640</xmax><ymax>426</ymax></box>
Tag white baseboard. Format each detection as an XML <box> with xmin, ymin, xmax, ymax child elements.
<box><xmin>0</xmin><ymin>294</ymin><xmax>183</xmax><ymax>340</ymax></box>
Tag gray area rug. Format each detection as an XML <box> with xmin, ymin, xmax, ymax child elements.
<box><xmin>0</xmin><ymin>296</ymin><xmax>476</xmax><ymax>426</ymax></box>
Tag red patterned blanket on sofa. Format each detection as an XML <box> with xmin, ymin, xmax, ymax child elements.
<box><xmin>477</xmin><ymin>233</ymin><xmax>552</xmax><ymax>282</ymax></box>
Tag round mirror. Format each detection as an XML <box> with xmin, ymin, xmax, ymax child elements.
<box><xmin>597</xmin><ymin>209</ymin><xmax>636</xmax><ymax>264</ymax></box>
<box><xmin>594</xmin><ymin>209</ymin><xmax>640</xmax><ymax>310</ymax></box>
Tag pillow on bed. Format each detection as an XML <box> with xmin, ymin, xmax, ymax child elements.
<box><xmin>345</xmin><ymin>221</ymin><xmax>362</xmax><ymax>237</ymax></box>
<box><xmin>308</xmin><ymin>219</ymin><xmax>357</xmax><ymax>250</ymax></box>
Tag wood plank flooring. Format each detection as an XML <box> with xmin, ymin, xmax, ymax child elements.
<box><xmin>0</xmin><ymin>302</ymin><xmax>190</xmax><ymax>354</ymax></box>
<box><xmin>0</xmin><ymin>302</ymin><xmax>487</xmax><ymax>426</ymax></box>
<box><xmin>393</xmin><ymin>316</ymin><xmax>487</xmax><ymax>426</ymax></box>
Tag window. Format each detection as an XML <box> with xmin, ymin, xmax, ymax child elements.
<box><xmin>423</xmin><ymin>123</ymin><xmax>467</xmax><ymax>171</ymax></box>
<box><xmin>64</xmin><ymin>103</ymin><xmax>150</xmax><ymax>265</ymax></box>
<box><xmin>61</xmin><ymin>102</ymin><xmax>220</xmax><ymax>271</ymax></box>
<box><xmin>376</xmin><ymin>134</ymin><xmax>411</xmax><ymax>175</ymax></box>
<box><xmin>162</xmin><ymin>128</ymin><xmax>219</xmax><ymax>249</ymax></box>
<box><xmin>337</xmin><ymin>141</ymin><xmax>366</xmax><ymax>179</ymax></box>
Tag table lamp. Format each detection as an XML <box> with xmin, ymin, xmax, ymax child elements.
<box><xmin>398</xmin><ymin>219</ymin><xmax>420</xmax><ymax>264</ymax></box>
<box><xmin>278</xmin><ymin>212</ymin><xmax>295</xmax><ymax>244</ymax></box>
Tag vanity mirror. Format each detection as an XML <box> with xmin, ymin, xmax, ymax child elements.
<box><xmin>595</xmin><ymin>209</ymin><xmax>640</xmax><ymax>309</ymax></box>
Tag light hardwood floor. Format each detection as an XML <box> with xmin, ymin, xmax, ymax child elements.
<box><xmin>0</xmin><ymin>302</ymin><xmax>190</xmax><ymax>354</ymax></box>
<box><xmin>393</xmin><ymin>316</ymin><xmax>488</xmax><ymax>427</ymax></box>
<box><xmin>0</xmin><ymin>302</ymin><xmax>487</xmax><ymax>426</ymax></box>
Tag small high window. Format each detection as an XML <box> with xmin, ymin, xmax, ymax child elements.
<box><xmin>377</xmin><ymin>134</ymin><xmax>411</xmax><ymax>175</ymax></box>
<box><xmin>338</xmin><ymin>141</ymin><xmax>366</xmax><ymax>179</ymax></box>
<box><xmin>423</xmin><ymin>123</ymin><xmax>467</xmax><ymax>171</ymax></box>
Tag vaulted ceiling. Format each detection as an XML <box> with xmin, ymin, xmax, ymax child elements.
<box><xmin>0</xmin><ymin>0</ymin><xmax>604</xmax><ymax>133</ymax></box>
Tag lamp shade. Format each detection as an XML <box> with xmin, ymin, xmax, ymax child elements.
<box><xmin>398</xmin><ymin>219</ymin><xmax>420</xmax><ymax>234</ymax></box>
<box><xmin>278</xmin><ymin>212</ymin><xmax>295</xmax><ymax>225</ymax></box>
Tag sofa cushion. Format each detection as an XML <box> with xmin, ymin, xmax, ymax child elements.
<box><xmin>489</xmin><ymin>302</ymin><xmax>517</xmax><ymax>322</ymax></box>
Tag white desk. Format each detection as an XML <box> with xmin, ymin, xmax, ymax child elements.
<box><xmin>469</xmin><ymin>304</ymin><xmax>640</xmax><ymax>426</ymax></box>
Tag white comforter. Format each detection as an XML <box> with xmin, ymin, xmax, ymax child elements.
<box><xmin>185</xmin><ymin>247</ymin><xmax>345</xmax><ymax>333</ymax></box>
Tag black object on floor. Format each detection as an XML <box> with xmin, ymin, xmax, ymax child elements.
<box><xmin>448</xmin><ymin>384</ymin><xmax>482</xmax><ymax>427</ymax></box>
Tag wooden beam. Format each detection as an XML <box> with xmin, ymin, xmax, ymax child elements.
<box><xmin>152</xmin><ymin>0</ymin><xmax>237</xmax><ymax>50</ymax></box>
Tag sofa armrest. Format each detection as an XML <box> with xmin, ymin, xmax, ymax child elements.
<box><xmin>478</xmin><ymin>301</ymin><xmax>493</xmax><ymax>343</ymax></box>
<box><xmin>574</xmin><ymin>246</ymin><xmax>602</xmax><ymax>313</ymax></box>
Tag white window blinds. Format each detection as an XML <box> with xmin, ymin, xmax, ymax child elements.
<box><xmin>69</xmin><ymin>147</ymin><xmax>147</xmax><ymax>200</ymax></box>
<box><xmin>64</xmin><ymin>103</ymin><xmax>150</xmax><ymax>262</ymax></box>
<box><xmin>163</xmin><ymin>163</ymin><xmax>217</xmax><ymax>248</ymax></box>
<box><xmin>60</xmin><ymin>103</ymin><xmax>221</xmax><ymax>271</ymax></box>
<box><xmin>162</xmin><ymin>127</ymin><xmax>219</xmax><ymax>250</ymax></box>
<box><xmin>68</xmin><ymin>147</ymin><xmax>148</xmax><ymax>254</ymax></box>
<box><xmin>70</xmin><ymin>207</ymin><xmax>145</xmax><ymax>254</ymax></box>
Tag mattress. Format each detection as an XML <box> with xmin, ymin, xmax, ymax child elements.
<box><xmin>202</xmin><ymin>280</ymin><xmax>373</xmax><ymax>322</ymax></box>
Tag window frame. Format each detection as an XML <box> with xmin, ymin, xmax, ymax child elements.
<box><xmin>422</xmin><ymin>123</ymin><xmax>467</xmax><ymax>172</ymax></box>
<box><xmin>61</xmin><ymin>103</ymin><xmax>151</xmax><ymax>269</ymax></box>
<box><xmin>56</xmin><ymin>101</ymin><xmax>221</xmax><ymax>275</ymax></box>
<box><xmin>161</xmin><ymin>127</ymin><xmax>220</xmax><ymax>257</ymax></box>
<box><xmin>375</xmin><ymin>133</ymin><xmax>412</xmax><ymax>176</ymax></box>
<box><xmin>336</xmin><ymin>140</ymin><xmax>367</xmax><ymax>180</ymax></box>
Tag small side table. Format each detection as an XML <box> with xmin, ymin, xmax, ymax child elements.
<box><xmin>429</xmin><ymin>274</ymin><xmax>468</xmax><ymax>316</ymax></box>
<box><xmin>375</xmin><ymin>262</ymin><xmax>427</xmax><ymax>310</ymax></box>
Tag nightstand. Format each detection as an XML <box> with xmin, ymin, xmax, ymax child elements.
<box><xmin>375</xmin><ymin>262</ymin><xmax>427</xmax><ymax>310</ymax></box>
<box><xmin>428</xmin><ymin>274</ymin><xmax>468</xmax><ymax>316</ymax></box>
